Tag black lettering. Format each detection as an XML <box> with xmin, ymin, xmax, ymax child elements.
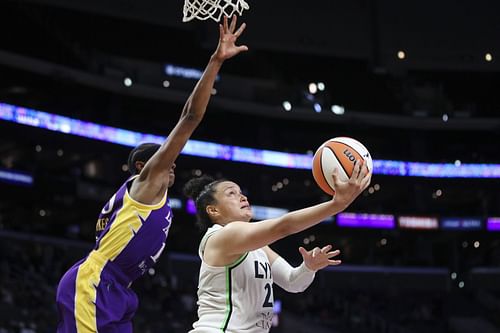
<box><xmin>259</xmin><ymin>262</ymin><xmax>269</xmax><ymax>279</ymax></box>
<box><xmin>262</xmin><ymin>283</ymin><xmax>273</xmax><ymax>307</ymax></box>
<box><xmin>254</xmin><ymin>261</ymin><xmax>264</xmax><ymax>278</ymax></box>
<box><xmin>343</xmin><ymin>149</ymin><xmax>356</xmax><ymax>162</ymax></box>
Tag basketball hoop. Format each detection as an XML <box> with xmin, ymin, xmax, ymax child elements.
<box><xmin>183</xmin><ymin>0</ymin><xmax>250</xmax><ymax>22</ymax></box>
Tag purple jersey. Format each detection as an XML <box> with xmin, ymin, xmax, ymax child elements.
<box><xmin>56</xmin><ymin>175</ymin><xmax>173</xmax><ymax>332</ymax></box>
<box><xmin>93</xmin><ymin>175</ymin><xmax>173</xmax><ymax>284</ymax></box>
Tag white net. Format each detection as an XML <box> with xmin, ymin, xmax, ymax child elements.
<box><xmin>183</xmin><ymin>0</ymin><xmax>250</xmax><ymax>22</ymax></box>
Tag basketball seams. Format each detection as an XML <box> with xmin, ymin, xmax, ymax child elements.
<box><xmin>331</xmin><ymin>138</ymin><xmax>371</xmax><ymax>173</ymax></box>
<box><xmin>329</xmin><ymin>141</ymin><xmax>366</xmax><ymax>175</ymax></box>
<box><xmin>312</xmin><ymin>147</ymin><xmax>334</xmax><ymax>195</ymax></box>
<box><xmin>323</xmin><ymin>146</ymin><xmax>349</xmax><ymax>182</ymax></box>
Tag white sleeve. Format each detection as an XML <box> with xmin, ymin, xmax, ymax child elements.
<box><xmin>271</xmin><ymin>256</ymin><xmax>316</xmax><ymax>293</ymax></box>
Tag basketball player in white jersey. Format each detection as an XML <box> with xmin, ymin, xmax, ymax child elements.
<box><xmin>183</xmin><ymin>161</ymin><xmax>371</xmax><ymax>332</ymax></box>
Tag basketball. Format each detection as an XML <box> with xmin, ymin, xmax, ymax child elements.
<box><xmin>312</xmin><ymin>137</ymin><xmax>373</xmax><ymax>195</ymax></box>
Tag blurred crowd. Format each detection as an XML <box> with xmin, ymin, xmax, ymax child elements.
<box><xmin>1</xmin><ymin>235</ymin><xmax>499</xmax><ymax>333</ymax></box>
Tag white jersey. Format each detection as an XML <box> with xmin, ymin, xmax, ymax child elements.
<box><xmin>190</xmin><ymin>224</ymin><xmax>274</xmax><ymax>333</ymax></box>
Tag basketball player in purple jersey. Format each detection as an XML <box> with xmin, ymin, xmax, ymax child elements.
<box><xmin>55</xmin><ymin>15</ymin><xmax>248</xmax><ymax>333</ymax></box>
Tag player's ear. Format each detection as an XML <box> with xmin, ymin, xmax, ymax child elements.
<box><xmin>135</xmin><ymin>161</ymin><xmax>146</xmax><ymax>173</ymax></box>
<box><xmin>206</xmin><ymin>205</ymin><xmax>219</xmax><ymax>218</ymax></box>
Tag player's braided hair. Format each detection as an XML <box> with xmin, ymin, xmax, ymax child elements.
<box><xmin>183</xmin><ymin>175</ymin><xmax>225</xmax><ymax>231</ymax></box>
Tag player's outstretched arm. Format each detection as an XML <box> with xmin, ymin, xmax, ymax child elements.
<box><xmin>262</xmin><ymin>245</ymin><xmax>341</xmax><ymax>293</ymax></box>
<box><xmin>131</xmin><ymin>15</ymin><xmax>248</xmax><ymax>204</ymax></box>
<box><xmin>211</xmin><ymin>161</ymin><xmax>371</xmax><ymax>256</ymax></box>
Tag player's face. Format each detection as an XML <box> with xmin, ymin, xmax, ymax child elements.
<box><xmin>213</xmin><ymin>181</ymin><xmax>252</xmax><ymax>222</ymax></box>
<box><xmin>168</xmin><ymin>163</ymin><xmax>176</xmax><ymax>188</ymax></box>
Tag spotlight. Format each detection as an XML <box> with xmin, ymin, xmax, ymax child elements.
<box><xmin>308</xmin><ymin>83</ymin><xmax>318</xmax><ymax>94</ymax></box>
<box><xmin>314</xmin><ymin>103</ymin><xmax>322</xmax><ymax>113</ymax></box>
<box><xmin>123</xmin><ymin>77</ymin><xmax>133</xmax><ymax>87</ymax></box>
<box><xmin>282</xmin><ymin>101</ymin><xmax>292</xmax><ymax>111</ymax></box>
<box><xmin>331</xmin><ymin>105</ymin><xmax>345</xmax><ymax>115</ymax></box>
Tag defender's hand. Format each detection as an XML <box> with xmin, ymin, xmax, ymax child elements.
<box><xmin>213</xmin><ymin>15</ymin><xmax>248</xmax><ymax>62</ymax></box>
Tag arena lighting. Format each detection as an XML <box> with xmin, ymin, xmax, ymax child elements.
<box><xmin>331</xmin><ymin>105</ymin><xmax>345</xmax><ymax>115</ymax></box>
<box><xmin>168</xmin><ymin>198</ymin><xmax>183</xmax><ymax>209</ymax></box>
<box><xmin>0</xmin><ymin>168</ymin><xmax>33</xmax><ymax>186</ymax></box>
<box><xmin>308</xmin><ymin>82</ymin><xmax>318</xmax><ymax>94</ymax></box>
<box><xmin>251</xmin><ymin>206</ymin><xmax>289</xmax><ymax>220</ymax></box>
<box><xmin>185</xmin><ymin>199</ymin><xmax>287</xmax><ymax>219</ymax></box>
<box><xmin>123</xmin><ymin>77</ymin><xmax>133</xmax><ymax>87</ymax></box>
<box><xmin>1</xmin><ymin>102</ymin><xmax>500</xmax><ymax>178</ymax></box>
<box><xmin>487</xmin><ymin>217</ymin><xmax>500</xmax><ymax>231</ymax></box>
<box><xmin>282</xmin><ymin>101</ymin><xmax>292</xmax><ymax>111</ymax></box>
<box><xmin>398</xmin><ymin>216</ymin><xmax>439</xmax><ymax>230</ymax></box>
<box><xmin>313</xmin><ymin>103</ymin><xmax>322</xmax><ymax>113</ymax></box>
<box><xmin>165</xmin><ymin>63</ymin><xmax>220</xmax><ymax>81</ymax></box>
<box><xmin>441</xmin><ymin>217</ymin><xmax>482</xmax><ymax>230</ymax></box>
<box><xmin>336</xmin><ymin>213</ymin><xmax>395</xmax><ymax>229</ymax></box>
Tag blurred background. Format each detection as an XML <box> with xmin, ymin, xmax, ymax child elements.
<box><xmin>0</xmin><ymin>0</ymin><xmax>499</xmax><ymax>332</ymax></box>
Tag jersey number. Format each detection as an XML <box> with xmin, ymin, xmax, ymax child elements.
<box><xmin>262</xmin><ymin>283</ymin><xmax>273</xmax><ymax>308</ymax></box>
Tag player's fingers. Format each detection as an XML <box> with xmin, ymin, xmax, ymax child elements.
<box><xmin>358</xmin><ymin>161</ymin><xmax>370</xmax><ymax>181</ymax></box>
<box><xmin>234</xmin><ymin>22</ymin><xmax>246</xmax><ymax>37</ymax></box>
<box><xmin>328</xmin><ymin>259</ymin><xmax>342</xmax><ymax>266</ymax></box>
<box><xmin>361</xmin><ymin>172</ymin><xmax>372</xmax><ymax>190</ymax></box>
<box><xmin>312</xmin><ymin>247</ymin><xmax>320</xmax><ymax>257</ymax></box>
<box><xmin>299</xmin><ymin>246</ymin><xmax>309</xmax><ymax>257</ymax></box>
<box><xmin>326</xmin><ymin>250</ymin><xmax>340</xmax><ymax>258</ymax></box>
<box><xmin>321</xmin><ymin>245</ymin><xmax>332</xmax><ymax>253</ymax></box>
<box><xmin>223</xmin><ymin>15</ymin><xmax>229</xmax><ymax>33</ymax></box>
<box><xmin>236</xmin><ymin>45</ymin><xmax>249</xmax><ymax>53</ymax></box>
<box><xmin>351</xmin><ymin>159</ymin><xmax>361</xmax><ymax>180</ymax></box>
<box><xmin>330</xmin><ymin>168</ymin><xmax>343</xmax><ymax>189</ymax></box>
<box><xmin>219</xmin><ymin>24</ymin><xmax>224</xmax><ymax>39</ymax></box>
<box><xmin>229</xmin><ymin>14</ymin><xmax>237</xmax><ymax>32</ymax></box>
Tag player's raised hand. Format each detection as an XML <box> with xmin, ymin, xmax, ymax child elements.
<box><xmin>330</xmin><ymin>159</ymin><xmax>371</xmax><ymax>209</ymax></box>
<box><xmin>213</xmin><ymin>15</ymin><xmax>248</xmax><ymax>62</ymax></box>
<box><xmin>299</xmin><ymin>245</ymin><xmax>342</xmax><ymax>272</ymax></box>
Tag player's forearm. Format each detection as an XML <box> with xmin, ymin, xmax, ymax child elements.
<box><xmin>279</xmin><ymin>200</ymin><xmax>348</xmax><ymax>236</ymax></box>
<box><xmin>180</xmin><ymin>56</ymin><xmax>223</xmax><ymax>122</ymax></box>
<box><xmin>271</xmin><ymin>257</ymin><xmax>315</xmax><ymax>293</ymax></box>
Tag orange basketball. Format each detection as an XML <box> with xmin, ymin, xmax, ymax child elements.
<box><xmin>312</xmin><ymin>137</ymin><xmax>372</xmax><ymax>195</ymax></box>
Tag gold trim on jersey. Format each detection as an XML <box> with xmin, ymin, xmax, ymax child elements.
<box><xmin>98</xmin><ymin>194</ymin><xmax>152</xmax><ymax>261</ymax></box>
<box><xmin>74</xmin><ymin>251</ymin><xmax>107</xmax><ymax>332</ymax></box>
<box><xmin>125</xmin><ymin>175</ymin><xmax>168</xmax><ymax>210</ymax></box>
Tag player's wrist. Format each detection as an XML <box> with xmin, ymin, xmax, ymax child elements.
<box><xmin>301</xmin><ymin>261</ymin><xmax>317</xmax><ymax>273</ymax></box>
<box><xmin>210</xmin><ymin>53</ymin><xmax>225</xmax><ymax>65</ymax></box>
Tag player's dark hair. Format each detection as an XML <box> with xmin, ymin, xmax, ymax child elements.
<box><xmin>183</xmin><ymin>175</ymin><xmax>225</xmax><ymax>231</ymax></box>
<box><xmin>127</xmin><ymin>143</ymin><xmax>161</xmax><ymax>175</ymax></box>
